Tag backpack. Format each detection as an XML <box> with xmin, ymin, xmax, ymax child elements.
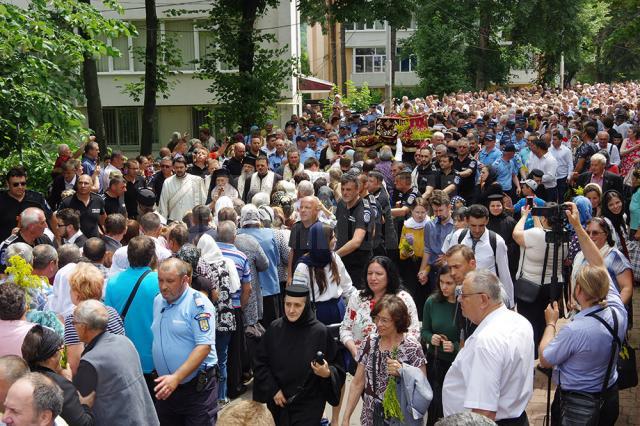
<box><xmin>457</xmin><ymin>228</ymin><xmax>499</xmax><ymax>277</ymax></box>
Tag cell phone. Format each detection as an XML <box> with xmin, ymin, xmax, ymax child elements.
<box><xmin>526</xmin><ymin>196</ymin><xmax>534</xmax><ymax>208</ymax></box>
<box><xmin>314</xmin><ymin>351</ymin><xmax>325</xmax><ymax>365</ymax></box>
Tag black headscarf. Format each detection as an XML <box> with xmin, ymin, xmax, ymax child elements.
<box><xmin>283</xmin><ymin>284</ymin><xmax>317</xmax><ymax>327</ymax></box>
<box><xmin>26</xmin><ymin>325</ymin><xmax>63</xmax><ymax>366</ymax></box>
<box><xmin>298</xmin><ymin>222</ymin><xmax>332</xmax><ymax>269</ymax></box>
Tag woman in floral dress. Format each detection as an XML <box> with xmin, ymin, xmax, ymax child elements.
<box><xmin>342</xmin><ymin>294</ymin><xmax>427</xmax><ymax>426</ymax></box>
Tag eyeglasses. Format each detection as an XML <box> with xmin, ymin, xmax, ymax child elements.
<box><xmin>456</xmin><ymin>287</ymin><xmax>485</xmax><ymax>298</ymax></box>
<box><xmin>586</xmin><ymin>230</ymin><xmax>604</xmax><ymax>236</ymax></box>
<box><xmin>11</xmin><ymin>182</ymin><xmax>27</xmax><ymax>187</ymax></box>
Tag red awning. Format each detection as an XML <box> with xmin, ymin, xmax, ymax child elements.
<box><xmin>299</xmin><ymin>75</ymin><xmax>334</xmax><ymax>93</ymax></box>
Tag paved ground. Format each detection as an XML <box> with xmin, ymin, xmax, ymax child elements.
<box><xmin>221</xmin><ymin>291</ymin><xmax>640</xmax><ymax>425</ymax></box>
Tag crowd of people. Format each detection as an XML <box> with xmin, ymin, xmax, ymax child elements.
<box><xmin>0</xmin><ymin>81</ymin><xmax>639</xmax><ymax>425</ymax></box>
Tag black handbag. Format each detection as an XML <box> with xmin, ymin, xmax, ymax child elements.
<box><xmin>557</xmin><ymin>308</ymin><xmax>619</xmax><ymax>426</ymax></box>
<box><xmin>616</xmin><ymin>337</ymin><xmax>638</xmax><ymax>390</ymax></box>
<box><xmin>515</xmin><ymin>244</ymin><xmax>549</xmax><ymax>303</ymax></box>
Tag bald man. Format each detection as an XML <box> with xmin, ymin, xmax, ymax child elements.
<box><xmin>224</xmin><ymin>143</ymin><xmax>246</xmax><ymax>177</ymax></box>
<box><xmin>287</xmin><ymin>196</ymin><xmax>320</xmax><ymax>285</ymax></box>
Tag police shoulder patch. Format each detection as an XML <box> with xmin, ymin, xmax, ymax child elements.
<box><xmin>194</xmin><ymin>312</ymin><xmax>211</xmax><ymax>332</ymax></box>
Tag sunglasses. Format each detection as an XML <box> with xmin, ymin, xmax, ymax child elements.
<box><xmin>11</xmin><ymin>182</ymin><xmax>27</xmax><ymax>187</ymax></box>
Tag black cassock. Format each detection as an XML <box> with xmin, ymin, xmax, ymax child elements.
<box><xmin>253</xmin><ymin>302</ymin><xmax>345</xmax><ymax>425</ymax></box>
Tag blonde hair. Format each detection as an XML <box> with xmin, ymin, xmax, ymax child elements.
<box><xmin>217</xmin><ymin>401</ymin><xmax>274</xmax><ymax>426</ymax></box>
<box><xmin>575</xmin><ymin>264</ymin><xmax>610</xmax><ymax>306</ymax></box>
<box><xmin>69</xmin><ymin>263</ymin><xmax>105</xmax><ymax>301</ymax></box>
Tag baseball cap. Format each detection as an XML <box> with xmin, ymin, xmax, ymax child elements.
<box><xmin>521</xmin><ymin>179</ymin><xmax>538</xmax><ymax>191</ymax></box>
<box><xmin>483</xmin><ymin>133</ymin><xmax>495</xmax><ymax>141</ymax></box>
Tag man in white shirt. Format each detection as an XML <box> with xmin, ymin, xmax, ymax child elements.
<box><xmin>158</xmin><ymin>156</ymin><xmax>206</xmax><ymax>222</ymax></box>
<box><xmin>100</xmin><ymin>151</ymin><xmax>125</xmax><ymax>191</ymax></box>
<box><xmin>442</xmin><ymin>270</ymin><xmax>534</xmax><ymax>423</ymax></box>
<box><xmin>442</xmin><ymin>204</ymin><xmax>514</xmax><ymax>307</ymax></box>
<box><xmin>596</xmin><ymin>131</ymin><xmax>621</xmax><ymax>167</ymax></box>
<box><xmin>527</xmin><ymin>139</ymin><xmax>558</xmax><ymax>202</ymax></box>
<box><xmin>549</xmin><ymin>132</ymin><xmax>574</xmax><ymax>203</ymax></box>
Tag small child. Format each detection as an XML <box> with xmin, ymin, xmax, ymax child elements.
<box><xmin>443</xmin><ymin>207</ymin><xmax>468</xmax><ymax>249</ymax></box>
<box><xmin>399</xmin><ymin>197</ymin><xmax>429</xmax><ymax>312</ymax></box>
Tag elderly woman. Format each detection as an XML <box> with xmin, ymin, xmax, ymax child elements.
<box><xmin>512</xmin><ymin>204</ymin><xmax>566</xmax><ymax>355</ymax></box>
<box><xmin>22</xmin><ymin>325</ymin><xmax>95</xmax><ymax>425</ymax></box>
<box><xmin>64</xmin><ymin>262</ymin><xmax>124</xmax><ymax>375</ymax></box>
<box><xmin>342</xmin><ymin>294</ymin><xmax>427</xmax><ymax>426</ymax></box>
<box><xmin>540</xmin><ymin>204</ymin><xmax>628</xmax><ymax>426</ymax></box>
<box><xmin>340</xmin><ymin>256</ymin><xmax>420</xmax><ymax>374</ymax></box>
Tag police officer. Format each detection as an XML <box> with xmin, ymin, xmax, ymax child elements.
<box><xmin>0</xmin><ymin>166</ymin><xmax>51</xmax><ymax>243</ymax></box>
<box><xmin>335</xmin><ymin>173</ymin><xmax>373</xmax><ymax>289</ymax></box>
<box><xmin>152</xmin><ymin>257</ymin><xmax>218</xmax><ymax>425</ymax></box>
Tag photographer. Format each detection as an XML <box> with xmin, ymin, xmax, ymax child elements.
<box><xmin>539</xmin><ymin>202</ymin><xmax>628</xmax><ymax>426</ymax></box>
<box><xmin>512</xmin><ymin>203</ymin><xmax>566</xmax><ymax>355</ymax></box>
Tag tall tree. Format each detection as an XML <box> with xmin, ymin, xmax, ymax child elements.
<box><xmin>197</xmin><ymin>0</ymin><xmax>297</xmax><ymax>132</ymax></box>
<box><xmin>140</xmin><ymin>0</ymin><xmax>159</xmax><ymax>155</ymax></box>
<box><xmin>79</xmin><ymin>0</ymin><xmax>108</xmax><ymax>156</ymax></box>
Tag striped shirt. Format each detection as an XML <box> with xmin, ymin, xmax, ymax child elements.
<box><xmin>64</xmin><ymin>305</ymin><xmax>125</xmax><ymax>345</ymax></box>
<box><xmin>217</xmin><ymin>242</ymin><xmax>252</xmax><ymax>308</ymax></box>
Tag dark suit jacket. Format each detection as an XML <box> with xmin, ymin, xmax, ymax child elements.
<box><xmin>48</xmin><ymin>175</ymin><xmax>78</xmax><ymax>210</ymax></box>
<box><xmin>576</xmin><ymin>171</ymin><xmax>623</xmax><ymax>195</ymax></box>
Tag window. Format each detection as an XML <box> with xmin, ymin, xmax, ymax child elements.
<box><xmin>192</xmin><ymin>107</ymin><xmax>213</xmax><ymax>137</ymax></box>
<box><xmin>354</xmin><ymin>47</ymin><xmax>386</xmax><ymax>73</ymax></box>
<box><xmin>131</xmin><ymin>20</ymin><xmax>147</xmax><ymax>72</ymax></box>
<box><xmin>164</xmin><ymin>20</ymin><xmax>196</xmax><ymax>71</ymax></box>
<box><xmin>345</xmin><ymin>22</ymin><xmax>385</xmax><ymax>31</ymax></box>
<box><xmin>396</xmin><ymin>47</ymin><xmax>417</xmax><ymax>72</ymax></box>
<box><xmin>103</xmin><ymin>108</ymin><xmax>159</xmax><ymax>146</ymax></box>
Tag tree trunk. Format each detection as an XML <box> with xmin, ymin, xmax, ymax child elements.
<box><xmin>79</xmin><ymin>0</ymin><xmax>107</xmax><ymax>158</ymax></box>
<box><xmin>239</xmin><ymin>0</ymin><xmax>260</xmax><ymax>131</ymax></box>
<box><xmin>328</xmin><ymin>1</ymin><xmax>338</xmax><ymax>86</ymax></box>
<box><xmin>340</xmin><ymin>22</ymin><xmax>347</xmax><ymax>95</ymax></box>
<box><xmin>475</xmin><ymin>8</ymin><xmax>489</xmax><ymax>90</ymax></box>
<box><xmin>140</xmin><ymin>0</ymin><xmax>158</xmax><ymax>155</ymax></box>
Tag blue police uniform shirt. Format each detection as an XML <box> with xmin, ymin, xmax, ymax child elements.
<box><xmin>316</xmin><ymin>138</ymin><xmax>328</xmax><ymax>151</ymax></box>
<box><xmin>492</xmin><ymin>157</ymin><xmax>518</xmax><ymax>191</ymax></box>
<box><xmin>543</xmin><ymin>279</ymin><xmax>627</xmax><ymax>392</ymax></box>
<box><xmin>268</xmin><ymin>152</ymin><xmax>286</xmax><ymax>171</ymax></box>
<box><xmin>151</xmin><ymin>286</ymin><xmax>217</xmax><ymax>384</ymax></box>
<box><xmin>478</xmin><ymin>147</ymin><xmax>501</xmax><ymax>166</ymax></box>
<box><xmin>299</xmin><ymin>147</ymin><xmax>316</xmax><ymax>164</ymax></box>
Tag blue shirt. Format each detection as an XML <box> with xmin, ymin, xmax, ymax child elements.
<box><xmin>238</xmin><ymin>228</ymin><xmax>280</xmax><ymax>296</ymax></box>
<box><xmin>543</xmin><ymin>279</ymin><xmax>627</xmax><ymax>392</ymax></box>
<box><xmin>478</xmin><ymin>147</ymin><xmax>501</xmax><ymax>167</ymax></box>
<box><xmin>151</xmin><ymin>286</ymin><xmax>217</xmax><ymax>383</ymax></box>
<box><xmin>423</xmin><ymin>217</ymin><xmax>455</xmax><ymax>265</ymax></box>
<box><xmin>492</xmin><ymin>157</ymin><xmax>518</xmax><ymax>190</ymax></box>
<box><xmin>299</xmin><ymin>147</ymin><xmax>316</xmax><ymax>164</ymax></box>
<box><xmin>513</xmin><ymin>197</ymin><xmax>545</xmax><ymax>229</ymax></box>
<box><xmin>268</xmin><ymin>152</ymin><xmax>286</xmax><ymax>171</ymax></box>
<box><xmin>104</xmin><ymin>267</ymin><xmax>159</xmax><ymax>373</ymax></box>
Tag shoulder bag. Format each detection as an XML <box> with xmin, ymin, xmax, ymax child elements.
<box><xmin>120</xmin><ymin>269</ymin><xmax>152</xmax><ymax>320</ymax></box>
<box><xmin>557</xmin><ymin>307</ymin><xmax>619</xmax><ymax>426</ymax></box>
<box><xmin>515</xmin><ymin>243</ymin><xmax>549</xmax><ymax>303</ymax></box>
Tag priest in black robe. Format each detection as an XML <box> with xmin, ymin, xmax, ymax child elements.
<box><xmin>253</xmin><ymin>284</ymin><xmax>345</xmax><ymax>425</ymax></box>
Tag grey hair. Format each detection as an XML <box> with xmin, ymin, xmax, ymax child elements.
<box><xmin>467</xmin><ymin>269</ymin><xmax>502</xmax><ymax>302</ymax></box>
<box><xmin>216</xmin><ymin>220</ymin><xmax>237</xmax><ymax>244</ymax></box>
<box><xmin>590</xmin><ymin>153</ymin><xmax>607</xmax><ymax>166</ymax></box>
<box><xmin>297</xmin><ymin>180</ymin><xmax>314</xmax><ymax>197</ymax></box>
<box><xmin>32</xmin><ymin>244</ymin><xmax>58</xmax><ymax>270</ymax></box>
<box><xmin>57</xmin><ymin>244</ymin><xmax>81</xmax><ymax>268</ymax></box>
<box><xmin>20</xmin><ymin>208</ymin><xmax>43</xmax><ymax>228</ymax></box>
<box><xmin>6</xmin><ymin>243</ymin><xmax>33</xmax><ymax>265</ymax></box>
<box><xmin>0</xmin><ymin>355</ymin><xmax>29</xmax><ymax>383</ymax></box>
<box><xmin>74</xmin><ymin>299</ymin><xmax>109</xmax><ymax>331</ymax></box>
<box><xmin>251</xmin><ymin>192</ymin><xmax>270</xmax><ymax>208</ymax></box>
<box><xmin>435</xmin><ymin>412</ymin><xmax>497</xmax><ymax>426</ymax></box>
<box><xmin>159</xmin><ymin>257</ymin><xmax>190</xmax><ymax>278</ymax></box>
<box><xmin>20</xmin><ymin>373</ymin><xmax>64</xmax><ymax>418</ymax></box>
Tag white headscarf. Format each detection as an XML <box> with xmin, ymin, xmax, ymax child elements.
<box><xmin>214</xmin><ymin>196</ymin><xmax>234</xmax><ymax>226</ymax></box>
<box><xmin>197</xmin><ymin>233</ymin><xmax>241</xmax><ymax>294</ymax></box>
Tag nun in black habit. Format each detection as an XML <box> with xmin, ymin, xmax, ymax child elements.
<box><xmin>253</xmin><ymin>284</ymin><xmax>345</xmax><ymax>425</ymax></box>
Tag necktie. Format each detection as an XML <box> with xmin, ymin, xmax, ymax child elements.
<box><xmin>471</xmin><ymin>238</ymin><xmax>480</xmax><ymax>252</ymax></box>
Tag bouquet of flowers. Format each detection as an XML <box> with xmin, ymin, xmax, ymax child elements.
<box><xmin>382</xmin><ymin>346</ymin><xmax>404</xmax><ymax>422</ymax></box>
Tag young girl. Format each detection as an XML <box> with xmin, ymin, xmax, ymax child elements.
<box><xmin>442</xmin><ymin>207</ymin><xmax>468</xmax><ymax>249</ymax></box>
<box><xmin>399</xmin><ymin>197</ymin><xmax>429</xmax><ymax>319</ymax></box>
